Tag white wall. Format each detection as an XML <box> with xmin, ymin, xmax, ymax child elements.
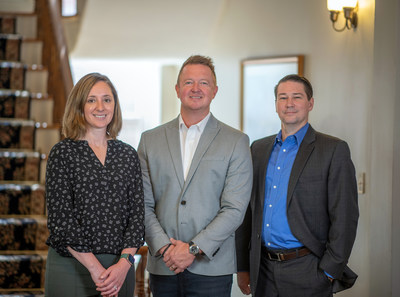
<box><xmin>68</xmin><ymin>0</ymin><xmax>400</xmax><ymax>296</ymax></box>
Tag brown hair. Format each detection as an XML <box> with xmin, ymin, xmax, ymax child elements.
<box><xmin>62</xmin><ymin>72</ymin><xmax>122</xmax><ymax>140</ymax></box>
<box><xmin>176</xmin><ymin>55</ymin><xmax>217</xmax><ymax>85</ymax></box>
<box><xmin>274</xmin><ymin>74</ymin><xmax>313</xmax><ymax>101</ymax></box>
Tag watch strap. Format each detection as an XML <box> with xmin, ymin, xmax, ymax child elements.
<box><xmin>120</xmin><ymin>253</ymin><xmax>135</xmax><ymax>266</ymax></box>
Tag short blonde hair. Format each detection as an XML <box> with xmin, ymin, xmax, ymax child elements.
<box><xmin>177</xmin><ymin>55</ymin><xmax>217</xmax><ymax>85</ymax></box>
<box><xmin>62</xmin><ymin>73</ymin><xmax>122</xmax><ymax>140</ymax></box>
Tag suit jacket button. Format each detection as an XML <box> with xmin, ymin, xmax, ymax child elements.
<box><xmin>181</xmin><ymin>201</ymin><xmax>186</xmax><ymax>205</ymax></box>
<box><xmin>257</xmin><ymin>234</ymin><xmax>260</xmax><ymax>239</ymax></box>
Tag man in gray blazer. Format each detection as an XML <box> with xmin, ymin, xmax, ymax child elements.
<box><xmin>138</xmin><ymin>55</ymin><xmax>253</xmax><ymax>297</ymax></box>
<box><xmin>236</xmin><ymin>74</ymin><xmax>359</xmax><ymax>297</ymax></box>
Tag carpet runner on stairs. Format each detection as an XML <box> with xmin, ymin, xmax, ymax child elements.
<box><xmin>0</xmin><ymin>2</ymin><xmax>55</xmax><ymax>295</ymax></box>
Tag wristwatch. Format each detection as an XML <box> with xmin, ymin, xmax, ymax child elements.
<box><xmin>188</xmin><ymin>241</ymin><xmax>200</xmax><ymax>256</ymax></box>
<box><xmin>120</xmin><ymin>253</ymin><xmax>135</xmax><ymax>266</ymax></box>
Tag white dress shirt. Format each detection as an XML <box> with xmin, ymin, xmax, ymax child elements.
<box><xmin>179</xmin><ymin>113</ymin><xmax>210</xmax><ymax>180</ymax></box>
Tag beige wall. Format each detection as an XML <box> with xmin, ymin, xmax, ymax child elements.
<box><xmin>68</xmin><ymin>0</ymin><xmax>399</xmax><ymax>296</ymax></box>
<box><xmin>370</xmin><ymin>0</ymin><xmax>399</xmax><ymax>296</ymax></box>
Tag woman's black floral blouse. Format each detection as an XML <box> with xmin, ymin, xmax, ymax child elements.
<box><xmin>46</xmin><ymin>138</ymin><xmax>144</xmax><ymax>257</ymax></box>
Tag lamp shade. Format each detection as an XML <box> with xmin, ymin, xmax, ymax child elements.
<box><xmin>327</xmin><ymin>0</ymin><xmax>343</xmax><ymax>11</ymax></box>
<box><xmin>342</xmin><ymin>0</ymin><xmax>357</xmax><ymax>8</ymax></box>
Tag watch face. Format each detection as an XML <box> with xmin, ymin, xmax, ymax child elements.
<box><xmin>128</xmin><ymin>254</ymin><xmax>135</xmax><ymax>265</ymax></box>
<box><xmin>190</xmin><ymin>245</ymin><xmax>199</xmax><ymax>255</ymax></box>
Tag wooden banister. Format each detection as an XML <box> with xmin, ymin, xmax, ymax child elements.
<box><xmin>135</xmin><ymin>245</ymin><xmax>151</xmax><ymax>297</ymax></box>
<box><xmin>35</xmin><ymin>0</ymin><xmax>73</xmax><ymax>126</ymax></box>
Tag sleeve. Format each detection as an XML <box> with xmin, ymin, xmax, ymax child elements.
<box><xmin>318</xmin><ymin>140</ymin><xmax>359</xmax><ymax>278</ymax></box>
<box><xmin>122</xmin><ymin>148</ymin><xmax>145</xmax><ymax>249</ymax></box>
<box><xmin>137</xmin><ymin>133</ymin><xmax>171</xmax><ymax>256</ymax></box>
<box><xmin>191</xmin><ymin>133</ymin><xmax>253</xmax><ymax>259</ymax></box>
<box><xmin>45</xmin><ymin>143</ymin><xmax>92</xmax><ymax>256</ymax></box>
<box><xmin>235</xmin><ymin>204</ymin><xmax>252</xmax><ymax>271</ymax></box>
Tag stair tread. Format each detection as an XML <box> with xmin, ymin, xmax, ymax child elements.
<box><xmin>0</xmin><ymin>288</ymin><xmax>44</xmax><ymax>296</ymax></box>
<box><xmin>0</xmin><ymin>214</ymin><xmax>46</xmax><ymax>219</ymax></box>
<box><xmin>0</xmin><ymin>215</ymin><xmax>49</xmax><ymax>251</ymax></box>
<box><xmin>0</xmin><ymin>2</ymin><xmax>69</xmax><ymax>291</ymax></box>
<box><xmin>0</xmin><ymin>118</ymin><xmax>59</xmax><ymax>128</ymax></box>
<box><xmin>0</xmin><ymin>61</ymin><xmax>48</xmax><ymax>71</ymax></box>
<box><xmin>0</xmin><ymin>250</ymin><xmax>47</xmax><ymax>255</ymax></box>
<box><xmin>0</xmin><ymin>33</ymin><xmax>23</xmax><ymax>39</ymax></box>
<box><xmin>0</xmin><ymin>12</ymin><xmax>37</xmax><ymax>16</ymax></box>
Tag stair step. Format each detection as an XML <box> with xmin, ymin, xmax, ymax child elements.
<box><xmin>0</xmin><ymin>16</ymin><xmax>17</xmax><ymax>34</ymax></box>
<box><xmin>15</xmin><ymin>15</ymin><xmax>37</xmax><ymax>40</ymax></box>
<box><xmin>0</xmin><ymin>251</ymin><xmax>47</xmax><ymax>290</ymax></box>
<box><xmin>0</xmin><ymin>62</ymin><xmax>25</xmax><ymax>90</ymax></box>
<box><xmin>34</xmin><ymin>124</ymin><xmax>60</xmax><ymax>155</ymax></box>
<box><xmin>0</xmin><ymin>290</ymin><xmax>44</xmax><ymax>297</ymax></box>
<box><xmin>0</xmin><ymin>62</ymin><xmax>48</xmax><ymax>94</ymax></box>
<box><xmin>0</xmin><ymin>118</ymin><xmax>35</xmax><ymax>149</ymax></box>
<box><xmin>24</xmin><ymin>66</ymin><xmax>48</xmax><ymax>94</ymax></box>
<box><xmin>0</xmin><ymin>14</ymin><xmax>38</xmax><ymax>40</ymax></box>
<box><xmin>0</xmin><ymin>149</ymin><xmax>42</xmax><ymax>182</ymax></box>
<box><xmin>30</xmin><ymin>95</ymin><xmax>53</xmax><ymax>124</ymax></box>
<box><xmin>0</xmin><ymin>118</ymin><xmax>60</xmax><ymax>154</ymax></box>
<box><xmin>0</xmin><ymin>0</ymin><xmax>36</xmax><ymax>14</ymax></box>
<box><xmin>0</xmin><ymin>90</ymin><xmax>30</xmax><ymax>119</ymax></box>
<box><xmin>20</xmin><ymin>40</ymin><xmax>42</xmax><ymax>65</ymax></box>
<box><xmin>0</xmin><ymin>215</ymin><xmax>48</xmax><ymax>251</ymax></box>
<box><xmin>0</xmin><ymin>34</ymin><xmax>23</xmax><ymax>61</ymax></box>
<box><xmin>0</xmin><ymin>90</ymin><xmax>54</xmax><ymax>124</ymax></box>
<box><xmin>38</xmin><ymin>158</ymin><xmax>46</xmax><ymax>185</ymax></box>
<box><xmin>0</xmin><ymin>182</ymin><xmax>45</xmax><ymax>215</ymax></box>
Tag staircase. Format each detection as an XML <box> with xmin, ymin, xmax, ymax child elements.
<box><xmin>0</xmin><ymin>0</ymin><xmax>72</xmax><ymax>295</ymax></box>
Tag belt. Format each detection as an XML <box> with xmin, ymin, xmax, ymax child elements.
<box><xmin>262</xmin><ymin>245</ymin><xmax>311</xmax><ymax>262</ymax></box>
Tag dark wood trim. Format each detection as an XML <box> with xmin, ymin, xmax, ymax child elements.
<box><xmin>36</xmin><ymin>0</ymin><xmax>73</xmax><ymax>126</ymax></box>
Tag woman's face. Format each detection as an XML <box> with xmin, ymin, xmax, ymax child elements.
<box><xmin>84</xmin><ymin>81</ymin><xmax>115</xmax><ymax>133</ymax></box>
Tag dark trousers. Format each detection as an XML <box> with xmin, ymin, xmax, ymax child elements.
<box><xmin>45</xmin><ymin>247</ymin><xmax>135</xmax><ymax>297</ymax></box>
<box><xmin>149</xmin><ymin>270</ymin><xmax>232</xmax><ymax>297</ymax></box>
<box><xmin>255</xmin><ymin>250</ymin><xmax>333</xmax><ymax>297</ymax></box>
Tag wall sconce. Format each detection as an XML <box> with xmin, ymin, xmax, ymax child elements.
<box><xmin>327</xmin><ymin>0</ymin><xmax>358</xmax><ymax>32</ymax></box>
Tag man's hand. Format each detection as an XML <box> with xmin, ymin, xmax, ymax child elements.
<box><xmin>237</xmin><ymin>271</ymin><xmax>251</xmax><ymax>295</ymax></box>
<box><xmin>158</xmin><ymin>243</ymin><xmax>173</xmax><ymax>257</ymax></box>
<box><xmin>163</xmin><ymin>238</ymin><xmax>195</xmax><ymax>274</ymax></box>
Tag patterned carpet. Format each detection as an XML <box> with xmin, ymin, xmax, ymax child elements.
<box><xmin>0</xmin><ymin>9</ymin><xmax>48</xmax><ymax>296</ymax></box>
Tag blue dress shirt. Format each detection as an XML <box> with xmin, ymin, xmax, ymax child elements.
<box><xmin>261</xmin><ymin>123</ymin><xmax>309</xmax><ymax>249</ymax></box>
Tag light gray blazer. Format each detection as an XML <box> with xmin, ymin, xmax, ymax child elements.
<box><xmin>137</xmin><ymin>114</ymin><xmax>253</xmax><ymax>276</ymax></box>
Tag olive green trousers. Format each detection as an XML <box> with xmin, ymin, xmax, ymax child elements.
<box><xmin>45</xmin><ymin>247</ymin><xmax>135</xmax><ymax>297</ymax></box>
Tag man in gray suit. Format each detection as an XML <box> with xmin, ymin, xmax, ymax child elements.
<box><xmin>236</xmin><ymin>74</ymin><xmax>359</xmax><ymax>297</ymax></box>
<box><xmin>138</xmin><ymin>55</ymin><xmax>253</xmax><ymax>297</ymax></box>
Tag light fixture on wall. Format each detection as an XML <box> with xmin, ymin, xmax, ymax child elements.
<box><xmin>327</xmin><ymin>0</ymin><xmax>358</xmax><ymax>32</ymax></box>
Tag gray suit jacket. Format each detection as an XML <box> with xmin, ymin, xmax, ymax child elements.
<box><xmin>138</xmin><ymin>114</ymin><xmax>253</xmax><ymax>276</ymax></box>
<box><xmin>236</xmin><ymin>125</ymin><xmax>359</xmax><ymax>293</ymax></box>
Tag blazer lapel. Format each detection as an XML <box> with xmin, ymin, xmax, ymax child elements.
<box><xmin>287</xmin><ymin>125</ymin><xmax>316</xmax><ymax>205</ymax></box>
<box><xmin>256</xmin><ymin>137</ymin><xmax>275</xmax><ymax>210</ymax></box>
<box><xmin>183</xmin><ymin>114</ymin><xmax>219</xmax><ymax>191</ymax></box>
<box><xmin>165</xmin><ymin>118</ymin><xmax>185</xmax><ymax>189</ymax></box>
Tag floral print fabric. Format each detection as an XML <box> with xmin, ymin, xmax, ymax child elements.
<box><xmin>45</xmin><ymin>138</ymin><xmax>144</xmax><ymax>256</ymax></box>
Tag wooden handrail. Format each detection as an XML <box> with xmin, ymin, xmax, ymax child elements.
<box><xmin>35</xmin><ymin>0</ymin><xmax>73</xmax><ymax>126</ymax></box>
<box><xmin>135</xmin><ymin>246</ymin><xmax>151</xmax><ymax>297</ymax></box>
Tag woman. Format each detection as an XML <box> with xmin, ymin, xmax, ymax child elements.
<box><xmin>45</xmin><ymin>73</ymin><xmax>144</xmax><ymax>297</ymax></box>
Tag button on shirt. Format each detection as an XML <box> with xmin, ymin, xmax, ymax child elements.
<box><xmin>262</xmin><ymin>123</ymin><xmax>309</xmax><ymax>249</ymax></box>
<box><xmin>179</xmin><ymin>113</ymin><xmax>210</xmax><ymax>180</ymax></box>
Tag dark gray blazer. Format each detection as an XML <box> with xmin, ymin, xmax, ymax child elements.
<box><xmin>236</xmin><ymin>125</ymin><xmax>359</xmax><ymax>294</ymax></box>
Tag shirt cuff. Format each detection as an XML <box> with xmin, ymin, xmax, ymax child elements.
<box><xmin>324</xmin><ymin>271</ymin><xmax>334</xmax><ymax>279</ymax></box>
